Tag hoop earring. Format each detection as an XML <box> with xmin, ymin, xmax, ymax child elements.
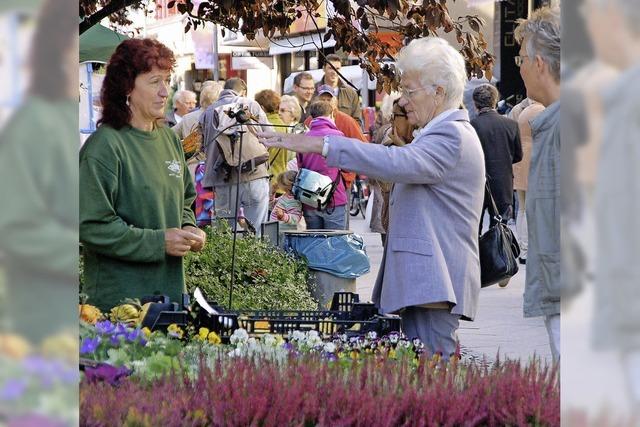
<box><xmin>126</xmin><ymin>95</ymin><xmax>130</xmax><ymax>107</ymax></box>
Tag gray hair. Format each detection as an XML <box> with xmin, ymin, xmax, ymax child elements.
<box><xmin>172</xmin><ymin>90</ymin><xmax>196</xmax><ymax>108</ymax></box>
<box><xmin>396</xmin><ymin>37</ymin><xmax>467</xmax><ymax>110</ymax></box>
<box><xmin>280</xmin><ymin>95</ymin><xmax>302</xmax><ymax>121</ymax></box>
<box><xmin>199</xmin><ymin>84</ymin><xmax>222</xmax><ymax>109</ymax></box>
<box><xmin>472</xmin><ymin>84</ymin><xmax>499</xmax><ymax>110</ymax></box>
<box><xmin>514</xmin><ymin>6</ymin><xmax>561</xmax><ymax>82</ymax></box>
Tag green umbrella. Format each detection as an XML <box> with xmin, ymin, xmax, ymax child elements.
<box><xmin>79</xmin><ymin>23</ymin><xmax>129</xmax><ymax>63</ymax></box>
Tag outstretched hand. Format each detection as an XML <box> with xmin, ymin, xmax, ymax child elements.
<box><xmin>257</xmin><ymin>131</ymin><xmax>324</xmax><ymax>154</ymax></box>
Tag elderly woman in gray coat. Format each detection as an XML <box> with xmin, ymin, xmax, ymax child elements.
<box><xmin>259</xmin><ymin>37</ymin><xmax>485</xmax><ymax>357</ymax></box>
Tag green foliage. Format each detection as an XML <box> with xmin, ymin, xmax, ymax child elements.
<box><xmin>184</xmin><ymin>222</ymin><xmax>317</xmax><ymax>310</ymax></box>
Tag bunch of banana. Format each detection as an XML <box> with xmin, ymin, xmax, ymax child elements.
<box><xmin>109</xmin><ymin>299</ymin><xmax>153</xmax><ymax>327</ymax></box>
<box><xmin>110</xmin><ymin>298</ymin><xmax>142</xmax><ymax>325</ymax></box>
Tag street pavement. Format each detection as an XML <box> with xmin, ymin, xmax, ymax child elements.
<box><xmin>348</xmin><ymin>215</ymin><xmax>553</xmax><ymax>364</ymax></box>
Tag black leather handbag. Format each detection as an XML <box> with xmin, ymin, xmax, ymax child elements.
<box><xmin>479</xmin><ymin>183</ymin><xmax>521</xmax><ymax>287</ymax></box>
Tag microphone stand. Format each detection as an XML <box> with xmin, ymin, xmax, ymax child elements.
<box><xmin>215</xmin><ymin>119</ymin><xmax>303</xmax><ymax>310</ymax></box>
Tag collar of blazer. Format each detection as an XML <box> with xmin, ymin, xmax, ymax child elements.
<box><xmin>413</xmin><ymin>108</ymin><xmax>469</xmax><ymax>139</ymax></box>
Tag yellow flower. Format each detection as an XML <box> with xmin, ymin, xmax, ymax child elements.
<box><xmin>167</xmin><ymin>323</ymin><xmax>184</xmax><ymax>339</ymax></box>
<box><xmin>350</xmin><ymin>350</ymin><xmax>360</xmax><ymax>360</ymax></box>
<box><xmin>198</xmin><ymin>328</ymin><xmax>210</xmax><ymax>341</ymax></box>
<box><xmin>207</xmin><ymin>331</ymin><xmax>222</xmax><ymax>345</ymax></box>
<box><xmin>141</xmin><ymin>327</ymin><xmax>152</xmax><ymax>339</ymax></box>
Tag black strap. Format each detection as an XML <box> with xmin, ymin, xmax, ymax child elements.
<box><xmin>318</xmin><ymin>169</ymin><xmax>346</xmax><ymax>213</ymax></box>
<box><xmin>484</xmin><ymin>180</ymin><xmax>502</xmax><ymax>223</ymax></box>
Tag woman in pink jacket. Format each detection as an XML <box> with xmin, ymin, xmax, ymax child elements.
<box><xmin>297</xmin><ymin>101</ymin><xmax>348</xmax><ymax>230</ymax></box>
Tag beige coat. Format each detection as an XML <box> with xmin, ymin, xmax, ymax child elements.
<box><xmin>512</xmin><ymin>103</ymin><xmax>545</xmax><ymax>191</ymax></box>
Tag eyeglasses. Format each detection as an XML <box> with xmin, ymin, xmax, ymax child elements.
<box><xmin>298</xmin><ymin>86</ymin><xmax>315</xmax><ymax>92</ymax></box>
<box><xmin>398</xmin><ymin>85</ymin><xmax>430</xmax><ymax>98</ymax></box>
<box><xmin>514</xmin><ymin>55</ymin><xmax>528</xmax><ymax>67</ymax></box>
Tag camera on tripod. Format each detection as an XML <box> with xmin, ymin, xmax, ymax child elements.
<box><xmin>224</xmin><ymin>104</ymin><xmax>252</xmax><ymax>124</ymax></box>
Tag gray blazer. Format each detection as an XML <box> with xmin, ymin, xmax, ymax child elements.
<box><xmin>326</xmin><ymin>109</ymin><xmax>485</xmax><ymax>320</ymax></box>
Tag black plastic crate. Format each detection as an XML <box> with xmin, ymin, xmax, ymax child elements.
<box><xmin>238</xmin><ymin>315</ymin><xmax>401</xmax><ymax>338</ymax></box>
<box><xmin>147</xmin><ymin>310</ymin><xmax>189</xmax><ymax>332</ymax></box>
<box><xmin>330</xmin><ymin>292</ymin><xmax>360</xmax><ymax>312</ymax></box>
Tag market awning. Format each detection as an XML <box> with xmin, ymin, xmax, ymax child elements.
<box><xmin>79</xmin><ymin>24</ymin><xmax>129</xmax><ymax>63</ymax></box>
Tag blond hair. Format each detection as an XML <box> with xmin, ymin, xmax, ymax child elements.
<box><xmin>276</xmin><ymin>170</ymin><xmax>298</xmax><ymax>191</ymax></box>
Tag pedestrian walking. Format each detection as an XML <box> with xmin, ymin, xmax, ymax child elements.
<box><xmin>471</xmin><ymin>84</ymin><xmax>522</xmax><ymax>236</ymax></box>
<box><xmin>514</xmin><ymin>6</ymin><xmax>561</xmax><ymax>364</ymax></box>
<box><xmin>509</xmin><ymin>98</ymin><xmax>545</xmax><ymax>265</ymax></box>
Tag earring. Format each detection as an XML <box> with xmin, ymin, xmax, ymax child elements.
<box><xmin>126</xmin><ymin>95</ymin><xmax>130</xmax><ymax>107</ymax></box>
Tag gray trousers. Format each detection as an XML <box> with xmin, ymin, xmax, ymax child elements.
<box><xmin>214</xmin><ymin>178</ymin><xmax>270</xmax><ymax>236</ymax></box>
<box><xmin>401</xmin><ymin>307</ymin><xmax>460</xmax><ymax>357</ymax></box>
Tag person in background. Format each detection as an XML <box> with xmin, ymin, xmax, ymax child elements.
<box><xmin>199</xmin><ymin>77</ymin><xmax>271</xmax><ymax>235</ymax></box>
<box><xmin>270</xmin><ymin>170</ymin><xmax>303</xmax><ymax>238</ymax></box>
<box><xmin>255</xmin><ymin>89</ymin><xmax>290</xmax><ymax>196</ymax></box>
<box><xmin>378</xmin><ymin>98</ymin><xmax>415</xmax><ymax>245</ymax></box>
<box><xmin>317</xmin><ymin>53</ymin><xmax>363</xmax><ymax>128</ymax></box>
<box><xmin>306</xmin><ymin>85</ymin><xmax>368</xmax><ymax>228</ymax></box>
<box><xmin>509</xmin><ymin>98</ymin><xmax>545</xmax><ymax>265</ymax></box>
<box><xmin>279</xmin><ymin>95</ymin><xmax>302</xmax><ymax>127</ymax></box>
<box><xmin>173</xmin><ymin>83</ymin><xmax>223</xmax><ymax>140</ymax></box>
<box><xmin>80</xmin><ymin>38</ymin><xmax>206</xmax><ymax>311</ymax></box>
<box><xmin>368</xmin><ymin>99</ymin><xmax>395</xmax><ymax>243</ymax></box>
<box><xmin>514</xmin><ymin>6</ymin><xmax>561</xmax><ymax>364</ymax></box>
<box><xmin>298</xmin><ymin>101</ymin><xmax>348</xmax><ymax>230</ymax></box>
<box><xmin>259</xmin><ymin>37</ymin><xmax>485</xmax><ymax>357</ymax></box>
<box><xmin>290</xmin><ymin>72</ymin><xmax>315</xmax><ymax>123</ymax></box>
<box><xmin>279</xmin><ymin>95</ymin><xmax>303</xmax><ymax>173</ymax></box>
<box><xmin>165</xmin><ymin>89</ymin><xmax>197</xmax><ymax>127</ymax></box>
<box><xmin>471</xmin><ymin>84</ymin><xmax>522</xmax><ymax>233</ymax></box>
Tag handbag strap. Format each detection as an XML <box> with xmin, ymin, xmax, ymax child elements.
<box><xmin>484</xmin><ymin>180</ymin><xmax>503</xmax><ymax>223</ymax></box>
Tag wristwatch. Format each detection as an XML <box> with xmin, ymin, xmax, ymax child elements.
<box><xmin>321</xmin><ymin>135</ymin><xmax>330</xmax><ymax>157</ymax></box>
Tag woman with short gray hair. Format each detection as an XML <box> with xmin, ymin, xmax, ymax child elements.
<box><xmin>258</xmin><ymin>36</ymin><xmax>485</xmax><ymax>357</ymax></box>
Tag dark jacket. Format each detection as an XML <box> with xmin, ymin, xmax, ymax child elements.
<box><xmin>317</xmin><ymin>77</ymin><xmax>362</xmax><ymax>128</ymax></box>
<box><xmin>471</xmin><ymin>110</ymin><xmax>522</xmax><ymax>214</ymax></box>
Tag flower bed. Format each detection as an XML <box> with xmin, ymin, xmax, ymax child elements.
<box><xmin>79</xmin><ymin>321</ymin><xmax>559</xmax><ymax>426</ymax></box>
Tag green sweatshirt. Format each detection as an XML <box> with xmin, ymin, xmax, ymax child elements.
<box><xmin>79</xmin><ymin>124</ymin><xmax>196</xmax><ymax>311</ymax></box>
<box><xmin>0</xmin><ymin>97</ymin><xmax>78</xmax><ymax>341</ymax></box>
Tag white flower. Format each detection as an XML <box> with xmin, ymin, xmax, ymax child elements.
<box><xmin>230</xmin><ymin>328</ymin><xmax>249</xmax><ymax>345</ymax></box>
<box><xmin>306</xmin><ymin>336</ymin><xmax>323</xmax><ymax>349</ymax></box>
<box><xmin>248</xmin><ymin>337</ymin><xmax>258</xmax><ymax>349</ymax></box>
<box><xmin>290</xmin><ymin>331</ymin><xmax>305</xmax><ymax>342</ymax></box>
<box><xmin>367</xmin><ymin>331</ymin><xmax>378</xmax><ymax>340</ymax></box>
<box><xmin>307</xmin><ymin>330</ymin><xmax>320</xmax><ymax>339</ymax></box>
<box><xmin>323</xmin><ymin>342</ymin><xmax>336</xmax><ymax>353</ymax></box>
<box><xmin>262</xmin><ymin>334</ymin><xmax>276</xmax><ymax>347</ymax></box>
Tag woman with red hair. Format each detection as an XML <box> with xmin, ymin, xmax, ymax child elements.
<box><xmin>80</xmin><ymin>38</ymin><xmax>206</xmax><ymax>311</ymax></box>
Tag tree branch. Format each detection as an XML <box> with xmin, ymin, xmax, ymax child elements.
<box><xmin>79</xmin><ymin>0</ymin><xmax>143</xmax><ymax>35</ymax></box>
